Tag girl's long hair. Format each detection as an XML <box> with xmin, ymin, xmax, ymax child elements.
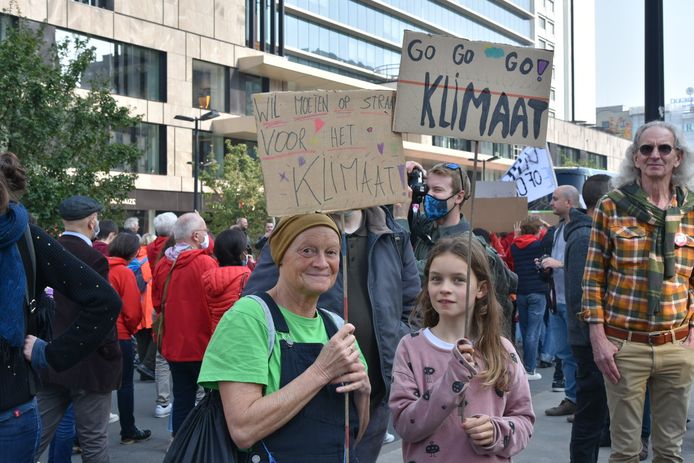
<box><xmin>415</xmin><ymin>235</ymin><xmax>511</xmax><ymax>391</ymax></box>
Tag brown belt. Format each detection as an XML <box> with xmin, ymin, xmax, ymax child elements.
<box><xmin>605</xmin><ymin>324</ymin><xmax>689</xmax><ymax>346</ymax></box>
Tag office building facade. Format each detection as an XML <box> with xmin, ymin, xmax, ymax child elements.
<box><xmin>2</xmin><ymin>0</ymin><xmax>624</xmax><ymax>229</ymax></box>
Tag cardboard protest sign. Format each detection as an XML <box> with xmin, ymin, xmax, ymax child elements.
<box><xmin>253</xmin><ymin>90</ymin><xmax>408</xmax><ymax>216</ymax></box>
<box><xmin>462</xmin><ymin>197</ymin><xmax>528</xmax><ymax>233</ymax></box>
<box><xmin>501</xmin><ymin>146</ymin><xmax>557</xmax><ymax>202</ymax></box>
<box><xmin>394</xmin><ymin>31</ymin><xmax>554</xmax><ymax>147</ymax></box>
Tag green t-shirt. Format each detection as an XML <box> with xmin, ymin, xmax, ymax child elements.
<box><xmin>198</xmin><ymin>296</ymin><xmax>366</xmax><ymax>394</ymax></box>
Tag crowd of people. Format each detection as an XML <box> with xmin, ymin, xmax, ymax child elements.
<box><xmin>2</xmin><ymin>119</ymin><xmax>694</xmax><ymax>463</ymax></box>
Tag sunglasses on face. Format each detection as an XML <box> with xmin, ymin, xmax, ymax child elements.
<box><xmin>638</xmin><ymin>144</ymin><xmax>676</xmax><ymax>156</ymax></box>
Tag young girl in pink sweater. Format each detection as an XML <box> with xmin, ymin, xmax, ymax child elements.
<box><xmin>389</xmin><ymin>235</ymin><xmax>535</xmax><ymax>462</ymax></box>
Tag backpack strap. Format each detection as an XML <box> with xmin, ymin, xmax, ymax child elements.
<box><xmin>246</xmin><ymin>293</ymin><xmax>284</xmax><ymax>359</ymax></box>
<box><xmin>247</xmin><ymin>293</ymin><xmax>343</xmax><ymax>357</ymax></box>
<box><xmin>317</xmin><ymin>308</ymin><xmax>344</xmax><ymax>338</ymax></box>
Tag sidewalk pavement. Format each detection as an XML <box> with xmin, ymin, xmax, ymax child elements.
<box><xmin>43</xmin><ymin>366</ymin><xmax>694</xmax><ymax>462</ymax></box>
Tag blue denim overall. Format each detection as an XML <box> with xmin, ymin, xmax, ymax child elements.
<box><xmin>242</xmin><ymin>295</ymin><xmax>359</xmax><ymax>462</ymax></box>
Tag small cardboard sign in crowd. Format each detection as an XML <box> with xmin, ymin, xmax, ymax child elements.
<box><xmin>252</xmin><ymin>31</ymin><xmax>555</xmax><ymax>222</ymax></box>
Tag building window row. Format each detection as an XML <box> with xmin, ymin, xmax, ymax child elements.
<box><xmin>285</xmin><ymin>15</ymin><xmax>401</xmax><ymax>75</ymax></box>
<box><xmin>51</xmin><ymin>28</ymin><xmax>166</xmax><ymax>101</ymax></box>
<box><xmin>379</xmin><ymin>0</ymin><xmax>531</xmax><ymax>39</ymax></box>
<box><xmin>287</xmin><ymin>55</ymin><xmax>385</xmax><ymax>82</ymax></box>
<box><xmin>432</xmin><ymin>136</ymin><xmax>517</xmax><ymax>161</ymax></box>
<box><xmin>381</xmin><ymin>0</ymin><xmax>529</xmax><ymax>44</ymax></box>
<box><xmin>192</xmin><ymin>60</ymin><xmax>267</xmax><ymax>115</ymax></box>
<box><xmin>73</xmin><ymin>0</ymin><xmax>114</xmax><ymax>10</ymax></box>
<box><xmin>538</xmin><ymin>15</ymin><xmax>554</xmax><ymax>35</ymax></box>
<box><xmin>287</xmin><ymin>0</ymin><xmax>427</xmax><ymax>44</ymax></box>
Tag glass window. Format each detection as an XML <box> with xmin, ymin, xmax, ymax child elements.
<box><xmin>587</xmin><ymin>152</ymin><xmax>608</xmax><ymax>169</ymax></box>
<box><xmin>74</xmin><ymin>0</ymin><xmax>114</xmax><ymax>10</ymax></box>
<box><xmin>112</xmin><ymin>123</ymin><xmax>166</xmax><ymax>175</ymax></box>
<box><xmin>550</xmin><ymin>88</ymin><xmax>556</xmax><ymax>101</ymax></box>
<box><xmin>229</xmin><ymin>70</ymin><xmax>265</xmax><ymax>116</ymax></box>
<box><xmin>539</xmin><ymin>16</ymin><xmax>546</xmax><ymax>29</ymax></box>
<box><xmin>0</xmin><ymin>14</ymin><xmax>13</xmax><ymax>39</ymax></box>
<box><xmin>548</xmin><ymin>20</ymin><xmax>554</xmax><ymax>34</ymax></box>
<box><xmin>54</xmin><ymin>29</ymin><xmax>165</xmax><ymax>101</ymax></box>
<box><xmin>192</xmin><ymin>60</ymin><xmax>227</xmax><ymax>111</ymax></box>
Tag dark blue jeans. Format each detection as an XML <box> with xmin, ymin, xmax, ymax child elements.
<box><xmin>169</xmin><ymin>361</ymin><xmax>202</xmax><ymax>435</ymax></box>
<box><xmin>0</xmin><ymin>398</ymin><xmax>41</xmax><ymax>463</ymax></box>
<box><xmin>117</xmin><ymin>339</ymin><xmax>136</xmax><ymax>437</ymax></box>
<box><xmin>48</xmin><ymin>404</ymin><xmax>75</xmax><ymax>463</ymax></box>
<box><xmin>570</xmin><ymin>345</ymin><xmax>608</xmax><ymax>463</ymax></box>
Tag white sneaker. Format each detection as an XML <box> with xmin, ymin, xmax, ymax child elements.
<box><xmin>155</xmin><ymin>403</ymin><xmax>172</xmax><ymax>418</ymax></box>
<box><xmin>526</xmin><ymin>371</ymin><xmax>542</xmax><ymax>381</ymax></box>
<box><xmin>109</xmin><ymin>412</ymin><xmax>119</xmax><ymax>424</ymax></box>
<box><xmin>383</xmin><ymin>432</ymin><xmax>396</xmax><ymax>444</ymax></box>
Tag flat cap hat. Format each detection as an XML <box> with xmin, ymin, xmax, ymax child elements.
<box><xmin>59</xmin><ymin>195</ymin><xmax>102</xmax><ymax>221</ymax></box>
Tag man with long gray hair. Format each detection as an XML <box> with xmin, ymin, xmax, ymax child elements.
<box><xmin>582</xmin><ymin>120</ymin><xmax>694</xmax><ymax>461</ymax></box>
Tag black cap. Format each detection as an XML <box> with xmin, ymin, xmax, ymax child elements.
<box><xmin>59</xmin><ymin>195</ymin><xmax>102</xmax><ymax>221</ymax></box>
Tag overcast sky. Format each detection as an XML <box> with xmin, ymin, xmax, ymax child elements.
<box><xmin>595</xmin><ymin>0</ymin><xmax>693</xmax><ymax>108</ymax></box>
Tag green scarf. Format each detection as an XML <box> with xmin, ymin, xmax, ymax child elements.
<box><xmin>608</xmin><ymin>183</ymin><xmax>694</xmax><ymax>316</ymax></box>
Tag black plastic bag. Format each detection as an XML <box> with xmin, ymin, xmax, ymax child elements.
<box><xmin>163</xmin><ymin>390</ymin><xmax>239</xmax><ymax>463</ymax></box>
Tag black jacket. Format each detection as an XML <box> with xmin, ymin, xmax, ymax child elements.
<box><xmin>564</xmin><ymin>208</ymin><xmax>593</xmax><ymax>346</ymax></box>
<box><xmin>43</xmin><ymin>234</ymin><xmax>122</xmax><ymax>392</ymax></box>
<box><xmin>1</xmin><ymin>225</ymin><xmax>121</xmax><ymax>411</ymax></box>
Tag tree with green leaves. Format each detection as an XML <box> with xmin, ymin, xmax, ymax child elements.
<box><xmin>0</xmin><ymin>15</ymin><xmax>141</xmax><ymax>231</ymax></box>
<box><xmin>200</xmin><ymin>141</ymin><xmax>268</xmax><ymax>238</ymax></box>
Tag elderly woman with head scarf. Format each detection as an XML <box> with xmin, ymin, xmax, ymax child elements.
<box><xmin>199</xmin><ymin>213</ymin><xmax>370</xmax><ymax>462</ymax></box>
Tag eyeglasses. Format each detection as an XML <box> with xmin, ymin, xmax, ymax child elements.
<box><xmin>638</xmin><ymin>144</ymin><xmax>676</xmax><ymax>156</ymax></box>
<box><xmin>440</xmin><ymin>162</ymin><xmax>465</xmax><ymax>192</ymax></box>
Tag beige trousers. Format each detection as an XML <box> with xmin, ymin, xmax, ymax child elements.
<box><xmin>605</xmin><ymin>336</ymin><xmax>694</xmax><ymax>463</ymax></box>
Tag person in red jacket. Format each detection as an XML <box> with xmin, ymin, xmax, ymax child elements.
<box><xmin>107</xmin><ymin>233</ymin><xmax>152</xmax><ymax>444</ymax></box>
<box><xmin>202</xmin><ymin>229</ymin><xmax>251</xmax><ymax>332</ymax></box>
<box><xmin>151</xmin><ymin>212</ymin><xmax>217</xmax><ymax>435</ymax></box>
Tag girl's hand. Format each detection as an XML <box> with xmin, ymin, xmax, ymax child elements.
<box><xmin>457</xmin><ymin>339</ymin><xmax>475</xmax><ymax>364</ymax></box>
<box><xmin>455</xmin><ymin>339</ymin><xmax>478</xmax><ymax>382</ymax></box>
<box><xmin>513</xmin><ymin>221</ymin><xmax>521</xmax><ymax>236</ymax></box>
<box><xmin>462</xmin><ymin>414</ymin><xmax>494</xmax><ymax>447</ymax></box>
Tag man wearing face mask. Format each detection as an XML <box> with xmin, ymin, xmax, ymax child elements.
<box><xmin>151</xmin><ymin>212</ymin><xmax>218</xmax><ymax>435</ymax></box>
<box><xmin>393</xmin><ymin>162</ymin><xmax>517</xmax><ymax>338</ymax></box>
<box><xmin>37</xmin><ymin>195</ymin><xmax>122</xmax><ymax>462</ymax></box>
<box><xmin>393</xmin><ymin>162</ymin><xmax>472</xmax><ymax>276</ymax></box>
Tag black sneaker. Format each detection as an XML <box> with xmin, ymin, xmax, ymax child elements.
<box><xmin>552</xmin><ymin>379</ymin><xmax>565</xmax><ymax>392</ymax></box>
<box><xmin>538</xmin><ymin>360</ymin><xmax>554</xmax><ymax>368</ymax></box>
<box><xmin>121</xmin><ymin>428</ymin><xmax>152</xmax><ymax>445</ymax></box>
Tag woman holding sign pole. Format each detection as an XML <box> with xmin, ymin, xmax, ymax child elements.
<box><xmin>198</xmin><ymin>213</ymin><xmax>370</xmax><ymax>462</ymax></box>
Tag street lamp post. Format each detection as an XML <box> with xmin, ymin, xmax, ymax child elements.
<box><xmin>174</xmin><ymin>110</ymin><xmax>220</xmax><ymax>211</ymax></box>
<box><xmin>481</xmin><ymin>155</ymin><xmax>499</xmax><ymax>180</ymax></box>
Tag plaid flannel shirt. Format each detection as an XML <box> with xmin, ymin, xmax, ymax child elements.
<box><xmin>582</xmin><ymin>195</ymin><xmax>694</xmax><ymax>331</ymax></box>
